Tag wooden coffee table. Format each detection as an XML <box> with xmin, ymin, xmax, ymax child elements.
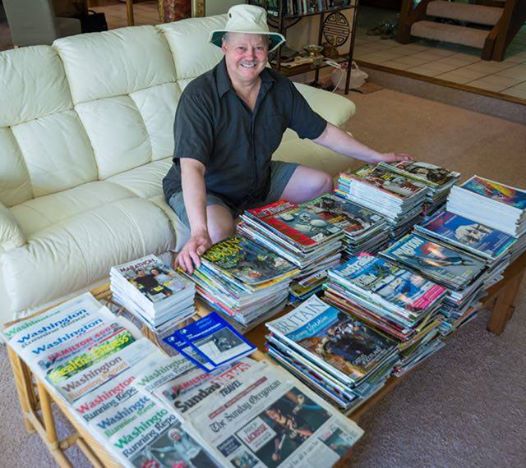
<box><xmin>5</xmin><ymin>250</ymin><xmax>525</xmax><ymax>466</ymax></box>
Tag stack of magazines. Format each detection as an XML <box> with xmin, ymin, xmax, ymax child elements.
<box><xmin>379</xmin><ymin>161</ymin><xmax>460</xmax><ymax>214</ymax></box>
<box><xmin>380</xmin><ymin>233</ymin><xmax>488</xmax><ymax>334</ymax></box>
<box><xmin>303</xmin><ymin>193</ymin><xmax>390</xmax><ymax>257</ymax></box>
<box><xmin>324</xmin><ymin>253</ymin><xmax>448</xmax><ymax>376</ymax></box>
<box><xmin>238</xmin><ymin>200</ymin><xmax>345</xmax><ymax>302</ymax></box>
<box><xmin>324</xmin><ymin>253</ymin><xmax>447</xmax><ymax>342</ymax></box>
<box><xmin>266</xmin><ymin>295</ymin><xmax>400</xmax><ymax>411</ymax></box>
<box><xmin>336</xmin><ymin>164</ymin><xmax>429</xmax><ymax>237</ymax></box>
<box><xmin>187</xmin><ymin>235</ymin><xmax>298</xmax><ymax>331</ymax></box>
<box><xmin>447</xmin><ymin>175</ymin><xmax>526</xmax><ymax>238</ymax></box>
<box><xmin>415</xmin><ymin>210</ymin><xmax>516</xmax><ymax>269</ymax></box>
<box><xmin>110</xmin><ymin>254</ymin><xmax>196</xmax><ymax>334</ymax></box>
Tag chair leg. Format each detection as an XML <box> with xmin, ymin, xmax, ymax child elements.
<box><xmin>126</xmin><ymin>0</ymin><xmax>135</xmax><ymax>26</ymax></box>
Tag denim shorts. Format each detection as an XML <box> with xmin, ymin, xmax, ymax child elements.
<box><xmin>168</xmin><ymin>161</ymin><xmax>299</xmax><ymax>227</ymax></box>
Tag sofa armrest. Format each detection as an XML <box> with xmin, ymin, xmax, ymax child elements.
<box><xmin>0</xmin><ymin>202</ymin><xmax>25</xmax><ymax>253</ymax></box>
<box><xmin>294</xmin><ymin>83</ymin><xmax>356</xmax><ymax>128</ymax></box>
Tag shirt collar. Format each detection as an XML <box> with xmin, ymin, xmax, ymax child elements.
<box><xmin>216</xmin><ymin>57</ymin><xmax>276</xmax><ymax>98</ymax></box>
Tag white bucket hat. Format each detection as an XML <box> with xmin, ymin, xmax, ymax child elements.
<box><xmin>209</xmin><ymin>4</ymin><xmax>285</xmax><ymax>53</ymax></box>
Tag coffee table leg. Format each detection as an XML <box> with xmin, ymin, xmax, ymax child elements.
<box><xmin>487</xmin><ymin>269</ymin><xmax>525</xmax><ymax>335</ymax></box>
<box><xmin>36</xmin><ymin>380</ymin><xmax>72</xmax><ymax>467</ymax></box>
<box><xmin>7</xmin><ymin>346</ymin><xmax>37</xmax><ymax>433</ymax></box>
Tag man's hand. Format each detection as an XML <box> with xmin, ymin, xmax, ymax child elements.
<box><xmin>174</xmin><ymin>231</ymin><xmax>212</xmax><ymax>274</ymax></box>
<box><xmin>370</xmin><ymin>152</ymin><xmax>413</xmax><ymax>164</ymax></box>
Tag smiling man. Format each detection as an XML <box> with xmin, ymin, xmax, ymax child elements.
<box><xmin>163</xmin><ymin>4</ymin><xmax>411</xmax><ymax>273</ymax></box>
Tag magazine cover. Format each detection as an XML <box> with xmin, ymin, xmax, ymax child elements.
<box><xmin>246</xmin><ymin>201</ymin><xmax>342</xmax><ymax>248</ymax></box>
<box><xmin>381</xmin><ymin>234</ymin><xmax>486</xmax><ymax>289</ymax></box>
<box><xmin>417</xmin><ymin>210</ymin><xmax>516</xmax><ymax>259</ymax></box>
<box><xmin>349</xmin><ymin>165</ymin><xmax>428</xmax><ymax>199</ymax></box>
<box><xmin>267</xmin><ymin>296</ymin><xmax>397</xmax><ymax>381</ymax></box>
<box><xmin>114</xmin><ymin>255</ymin><xmax>190</xmax><ymax>303</ymax></box>
<box><xmin>302</xmin><ymin>193</ymin><xmax>385</xmax><ymax>236</ymax></box>
<box><xmin>200</xmin><ymin>236</ymin><xmax>297</xmax><ymax>286</ymax></box>
<box><xmin>380</xmin><ymin>161</ymin><xmax>459</xmax><ymax>187</ymax></box>
<box><xmin>163</xmin><ymin>313</ymin><xmax>256</xmax><ymax>371</ymax></box>
<box><xmin>461</xmin><ymin>175</ymin><xmax>526</xmax><ymax>210</ymax></box>
<box><xmin>331</xmin><ymin>253</ymin><xmax>446</xmax><ymax>313</ymax></box>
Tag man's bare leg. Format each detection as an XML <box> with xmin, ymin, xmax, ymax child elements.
<box><xmin>207</xmin><ymin>203</ymin><xmax>235</xmax><ymax>243</ymax></box>
<box><xmin>280</xmin><ymin>165</ymin><xmax>333</xmax><ymax>203</ymax></box>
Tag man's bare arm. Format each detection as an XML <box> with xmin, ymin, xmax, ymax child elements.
<box><xmin>313</xmin><ymin>123</ymin><xmax>412</xmax><ymax>164</ymax></box>
<box><xmin>176</xmin><ymin>158</ymin><xmax>212</xmax><ymax>273</ymax></box>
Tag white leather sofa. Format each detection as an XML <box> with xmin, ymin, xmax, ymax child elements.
<box><xmin>0</xmin><ymin>14</ymin><xmax>355</xmax><ymax>325</ymax></box>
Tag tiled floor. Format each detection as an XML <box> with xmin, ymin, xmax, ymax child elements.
<box><xmin>354</xmin><ymin>8</ymin><xmax>526</xmax><ymax>101</ymax></box>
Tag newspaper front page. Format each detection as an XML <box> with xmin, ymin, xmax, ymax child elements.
<box><xmin>183</xmin><ymin>361</ymin><xmax>363</xmax><ymax>467</ymax></box>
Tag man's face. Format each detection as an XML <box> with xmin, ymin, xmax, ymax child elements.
<box><xmin>222</xmin><ymin>33</ymin><xmax>268</xmax><ymax>84</ymax></box>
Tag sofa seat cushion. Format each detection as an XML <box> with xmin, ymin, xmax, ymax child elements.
<box><xmin>272</xmin><ymin>138</ymin><xmax>360</xmax><ymax>176</ymax></box>
<box><xmin>2</xmin><ymin>197</ymin><xmax>175</xmax><ymax>314</ymax></box>
<box><xmin>10</xmin><ymin>181</ymin><xmax>136</xmax><ymax>237</ymax></box>
<box><xmin>294</xmin><ymin>83</ymin><xmax>355</xmax><ymax>127</ymax></box>
<box><xmin>107</xmin><ymin>158</ymin><xmax>172</xmax><ymax>200</ymax></box>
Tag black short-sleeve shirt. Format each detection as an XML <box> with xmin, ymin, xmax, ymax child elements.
<box><xmin>162</xmin><ymin>58</ymin><xmax>327</xmax><ymax>210</ymax></box>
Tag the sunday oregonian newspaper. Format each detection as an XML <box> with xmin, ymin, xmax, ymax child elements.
<box><xmin>179</xmin><ymin>359</ymin><xmax>364</xmax><ymax>467</ymax></box>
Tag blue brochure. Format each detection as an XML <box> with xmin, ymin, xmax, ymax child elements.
<box><xmin>163</xmin><ymin>312</ymin><xmax>256</xmax><ymax>372</ymax></box>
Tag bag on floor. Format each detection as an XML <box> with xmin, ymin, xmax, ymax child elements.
<box><xmin>80</xmin><ymin>10</ymin><xmax>108</xmax><ymax>33</ymax></box>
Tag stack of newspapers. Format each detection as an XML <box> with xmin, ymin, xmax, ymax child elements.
<box><xmin>447</xmin><ymin>175</ymin><xmax>526</xmax><ymax>261</ymax></box>
<box><xmin>147</xmin><ymin>357</ymin><xmax>365</xmax><ymax>467</ymax></box>
<box><xmin>1</xmin><ymin>293</ymin><xmax>219</xmax><ymax>467</ymax></box>
<box><xmin>336</xmin><ymin>164</ymin><xmax>429</xmax><ymax>237</ymax></box>
<box><xmin>110</xmin><ymin>254</ymin><xmax>195</xmax><ymax>334</ymax></box>
<box><xmin>266</xmin><ymin>295</ymin><xmax>400</xmax><ymax>411</ymax></box>
<box><xmin>238</xmin><ymin>199</ymin><xmax>345</xmax><ymax>302</ymax></box>
<box><xmin>380</xmin><ymin>233</ymin><xmax>488</xmax><ymax>334</ymax></box>
<box><xmin>379</xmin><ymin>161</ymin><xmax>460</xmax><ymax>214</ymax></box>
<box><xmin>188</xmin><ymin>235</ymin><xmax>298</xmax><ymax>330</ymax></box>
<box><xmin>324</xmin><ymin>253</ymin><xmax>448</xmax><ymax>375</ymax></box>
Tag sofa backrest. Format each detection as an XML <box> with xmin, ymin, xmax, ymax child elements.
<box><xmin>0</xmin><ymin>14</ymin><xmax>228</xmax><ymax>207</ymax></box>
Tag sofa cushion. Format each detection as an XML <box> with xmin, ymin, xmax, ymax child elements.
<box><xmin>273</xmin><ymin>138</ymin><xmax>359</xmax><ymax>176</ymax></box>
<box><xmin>107</xmin><ymin>158</ymin><xmax>172</xmax><ymax>199</ymax></box>
<box><xmin>130</xmin><ymin>83</ymin><xmax>181</xmax><ymax>161</ymax></box>
<box><xmin>158</xmin><ymin>16</ymin><xmax>225</xmax><ymax>82</ymax></box>
<box><xmin>294</xmin><ymin>83</ymin><xmax>355</xmax><ymax>128</ymax></box>
<box><xmin>75</xmin><ymin>96</ymin><xmax>152</xmax><ymax>179</ymax></box>
<box><xmin>0</xmin><ymin>128</ymin><xmax>33</xmax><ymax>207</ymax></box>
<box><xmin>11</xmin><ymin>110</ymin><xmax>98</xmax><ymax>197</ymax></box>
<box><xmin>10</xmin><ymin>181</ymin><xmax>135</xmax><ymax>237</ymax></box>
<box><xmin>0</xmin><ymin>46</ymin><xmax>71</xmax><ymax>127</ymax></box>
<box><xmin>2</xmin><ymin>197</ymin><xmax>175</xmax><ymax>313</ymax></box>
<box><xmin>54</xmin><ymin>26</ymin><xmax>176</xmax><ymax>104</ymax></box>
<box><xmin>0</xmin><ymin>202</ymin><xmax>25</xmax><ymax>253</ymax></box>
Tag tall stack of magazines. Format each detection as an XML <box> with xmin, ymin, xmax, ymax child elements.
<box><xmin>266</xmin><ymin>295</ymin><xmax>400</xmax><ymax>411</ymax></box>
<box><xmin>324</xmin><ymin>253</ymin><xmax>448</xmax><ymax>376</ymax></box>
<box><xmin>187</xmin><ymin>235</ymin><xmax>299</xmax><ymax>331</ymax></box>
<box><xmin>336</xmin><ymin>164</ymin><xmax>429</xmax><ymax>238</ymax></box>
<box><xmin>380</xmin><ymin>233</ymin><xmax>488</xmax><ymax>334</ymax></box>
<box><xmin>447</xmin><ymin>175</ymin><xmax>526</xmax><ymax>261</ymax></box>
<box><xmin>302</xmin><ymin>193</ymin><xmax>390</xmax><ymax>257</ymax></box>
<box><xmin>379</xmin><ymin>160</ymin><xmax>460</xmax><ymax>215</ymax></box>
<box><xmin>110</xmin><ymin>254</ymin><xmax>196</xmax><ymax>334</ymax></box>
<box><xmin>238</xmin><ymin>199</ymin><xmax>345</xmax><ymax>302</ymax></box>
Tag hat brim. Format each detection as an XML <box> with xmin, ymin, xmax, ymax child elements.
<box><xmin>209</xmin><ymin>30</ymin><xmax>285</xmax><ymax>53</ymax></box>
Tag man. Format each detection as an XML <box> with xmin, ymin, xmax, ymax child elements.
<box><xmin>163</xmin><ymin>5</ymin><xmax>411</xmax><ymax>273</ymax></box>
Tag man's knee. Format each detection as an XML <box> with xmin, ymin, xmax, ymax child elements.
<box><xmin>207</xmin><ymin>204</ymin><xmax>235</xmax><ymax>243</ymax></box>
<box><xmin>318</xmin><ymin>172</ymin><xmax>334</xmax><ymax>195</ymax></box>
